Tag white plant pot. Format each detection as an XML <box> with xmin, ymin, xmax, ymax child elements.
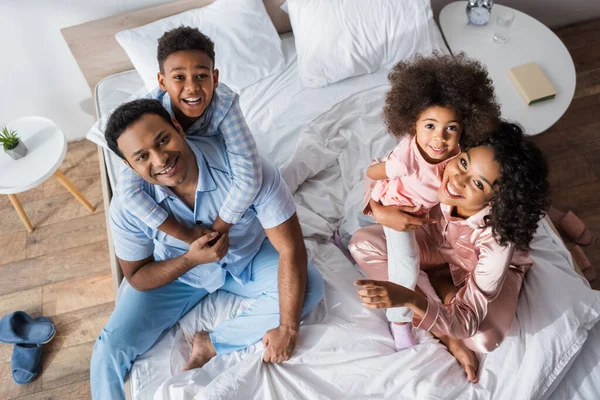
<box><xmin>6</xmin><ymin>141</ymin><xmax>28</xmax><ymax>160</ymax></box>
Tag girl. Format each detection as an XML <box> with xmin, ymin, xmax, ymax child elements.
<box><xmin>351</xmin><ymin>122</ymin><xmax>551</xmax><ymax>382</ymax></box>
<box><xmin>360</xmin><ymin>53</ymin><xmax>500</xmax><ymax>350</ymax></box>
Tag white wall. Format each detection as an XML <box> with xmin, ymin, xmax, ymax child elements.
<box><xmin>1</xmin><ymin>0</ymin><xmax>599</xmax><ymax>143</ymax></box>
<box><xmin>0</xmin><ymin>0</ymin><xmax>175</xmax><ymax>142</ymax></box>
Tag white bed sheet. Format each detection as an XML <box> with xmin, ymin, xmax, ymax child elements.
<box><xmin>92</xmin><ymin>27</ymin><xmax>600</xmax><ymax>400</ymax></box>
<box><xmin>548</xmin><ymin>319</ymin><xmax>600</xmax><ymax>400</ymax></box>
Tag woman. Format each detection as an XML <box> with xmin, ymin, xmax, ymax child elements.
<box><xmin>349</xmin><ymin>122</ymin><xmax>550</xmax><ymax>382</ymax></box>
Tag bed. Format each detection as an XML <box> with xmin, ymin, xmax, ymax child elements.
<box><xmin>62</xmin><ymin>1</ymin><xmax>600</xmax><ymax>399</ymax></box>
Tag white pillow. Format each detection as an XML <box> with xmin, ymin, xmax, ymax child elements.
<box><xmin>115</xmin><ymin>0</ymin><xmax>285</xmax><ymax>93</ymax></box>
<box><xmin>286</xmin><ymin>0</ymin><xmax>442</xmax><ymax>87</ymax></box>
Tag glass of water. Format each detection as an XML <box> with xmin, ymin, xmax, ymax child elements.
<box><xmin>493</xmin><ymin>10</ymin><xmax>515</xmax><ymax>43</ymax></box>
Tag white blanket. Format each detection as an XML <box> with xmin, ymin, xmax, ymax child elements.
<box><xmin>153</xmin><ymin>87</ymin><xmax>600</xmax><ymax>400</ymax></box>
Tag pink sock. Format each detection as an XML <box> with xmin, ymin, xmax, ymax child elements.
<box><xmin>390</xmin><ymin>322</ymin><xmax>416</xmax><ymax>351</ymax></box>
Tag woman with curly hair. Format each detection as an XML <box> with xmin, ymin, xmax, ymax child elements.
<box><xmin>351</xmin><ymin>122</ymin><xmax>551</xmax><ymax>383</ymax></box>
<box><xmin>358</xmin><ymin>53</ymin><xmax>501</xmax><ymax>350</ymax></box>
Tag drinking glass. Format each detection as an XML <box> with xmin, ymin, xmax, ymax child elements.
<box><xmin>493</xmin><ymin>10</ymin><xmax>515</xmax><ymax>43</ymax></box>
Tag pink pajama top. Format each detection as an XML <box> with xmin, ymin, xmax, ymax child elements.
<box><xmin>370</xmin><ymin>136</ymin><xmax>456</xmax><ymax>216</ymax></box>
<box><xmin>413</xmin><ymin>203</ymin><xmax>533</xmax><ymax>339</ymax></box>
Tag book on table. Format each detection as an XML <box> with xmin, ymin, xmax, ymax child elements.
<box><xmin>508</xmin><ymin>62</ymin><xmax>557</xmax><ymax>105</ymax></box>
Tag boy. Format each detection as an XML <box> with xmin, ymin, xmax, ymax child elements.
<box><xmin>117</xmin><ymin>26</ymin><xmax>262</xmax><ymax>243</ymax></box>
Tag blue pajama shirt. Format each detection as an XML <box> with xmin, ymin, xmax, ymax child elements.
<box><xmin>90</xmin><ymin>135</ymin><xmax>324</xmax><ymax>400</ymax></box>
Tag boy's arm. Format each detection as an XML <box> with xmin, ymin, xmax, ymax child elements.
<box><xmin>117</xmin><ymin>165</ymin><xmax>205</xmax><ymax>243</ymax></box>
<box><xmin>366</xmin><ymin>162</ymin><xmax>388</xmax><ymax>180</ymax></box>
<box><xmin>117</xmin><ymin>164</ymin><xmax>169</xmax><ymax>229</ymax></box>
<box><xmin>217</xmin><ymin>96</ymin><xmax>263</xmax><ymax>230</ymax></box>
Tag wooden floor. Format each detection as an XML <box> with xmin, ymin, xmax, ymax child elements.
<box><xmin>1</xmin><ymin>18</ymin><xmax>600</xmax><ymax>400</ymax></box>
<box><xmin>0</xmin><ymin>140</ymin><xmax>112</xmax><ymax>399</ymax></box>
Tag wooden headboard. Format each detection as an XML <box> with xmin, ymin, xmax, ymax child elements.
<box><xmin>61</xmin><ymin>0</ymin><xmax>291</xmax><ymax>91</ymax></box>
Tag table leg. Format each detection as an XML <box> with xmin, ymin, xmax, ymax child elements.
<box><xmin>53</xmin><ymin>169</ymin><xmax>96</xmax><ymax>212</ymax></box>
<box><xmin>7</xmin><ymin>194</ymin><xmax>34</xmax><ymax>232</ymax></box>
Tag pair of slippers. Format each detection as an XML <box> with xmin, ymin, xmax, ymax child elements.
<box><xmin>551</xmin><ymin>209</ymin><xmax>593</xmax><ymax>246</ymax></box>
<box><xmin>549</xmin><ymin>208</ymin><xmax>595</xmax><ymax>281</ymax></box>
<box><xmin>0</xmin><ymin>311</ymin><xmax>56</xmax><ymax>385</ymax></box>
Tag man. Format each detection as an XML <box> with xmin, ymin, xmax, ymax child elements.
<box><xmin>90</xmin><ymin>99</ymin><xmax>324</xmax><ymax>400</ymax></box>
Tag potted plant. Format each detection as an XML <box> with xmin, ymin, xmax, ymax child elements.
<box><xmin>1</xmin><ymin>126</ymin><xmax>28</xmax><ymax>160</ymax></box>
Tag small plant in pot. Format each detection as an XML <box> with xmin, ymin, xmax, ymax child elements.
<box><xmin>1</xmin><ymin>126</ymin><xmax>28</xmax><ymax>160</ymax></box>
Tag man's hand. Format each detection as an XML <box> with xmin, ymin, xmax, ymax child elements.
<box><xmin>369</xmin><ymin>199</ymin><xmax>429</xmax><ymax>231</ymax></box>
<box><xmin>184</xmin><ymin>232</ymin><xmax>229</xmax><ymax>265</ymax></box>
<box><xmin>262</xmin><ymin>325</ymin><xmax>299</xmax><ymax>363</ymax></box>
<box><xmin>354</xmin><ymin>279</ymin><xmax>415</xmax><ymax>309</ymax></box>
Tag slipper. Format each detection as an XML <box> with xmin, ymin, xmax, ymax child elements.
<box><xmin>571</xmin><ymin>245</ymin><xmax>596</xmax><ymax>281</ymax></box>
<box><xmin>556</xmin><ymin>211</ymin><xmax>592</xmax><ymax>246</ymax></box>
<box><xmin>0</xmin><ymin>311</ymin><xmax>55</xmax><ymax>345</ymax></box>
<box><xmin>11</xmin><ymin>317</ymin><xmax>53</xmax><ymax>385</ymax></box>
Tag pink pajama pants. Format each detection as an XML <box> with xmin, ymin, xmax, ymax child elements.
<box><xmin>348</xmin><ymin>224</ymin><xmax>524</xmax><ymax>353</ymax></box>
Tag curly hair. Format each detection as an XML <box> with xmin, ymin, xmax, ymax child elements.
<box><xmin>481</xmin><ymin>121</ymin><xmax>551</xmax><ymax>250</ymax></box>
<box><xmin>383</xmin><ymin>52</ymin><xmax>500</xmax><ymax>148</ymax></box>
<box><xmin>157</xmin><ymin>26</ymin><xmax>215</xmax><ymax>73</ymax></box>
<box><xmin>105</xmin><ymin>99</ymin><xmax>175</xmax><ymax>160</ymax></box>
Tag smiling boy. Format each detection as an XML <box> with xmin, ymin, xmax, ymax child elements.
<box><xmin>116</xmin><ymin>26</ymin><xmax>262</xmax><ymax>245</ymax></box>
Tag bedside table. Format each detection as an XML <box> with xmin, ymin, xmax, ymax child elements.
<box><xmin>0</xmin><ymin>116</ymin><xmax>95</xmax><ymax>232</ymax></box>
<box><xmin>439</xmin><ymin>2</ymin><xmax>576</xmax><ymax>135</ymax></box>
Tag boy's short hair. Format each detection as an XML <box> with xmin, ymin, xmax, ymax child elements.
<box><xmin>105</xmin><ymin>99</ymin><xmax>175</xmax><ymax>160</ymax></box>
<box><xmin>157</xmin><ymin>26</ymin><xmax>216</xmax><ymax>73</ymax></box>
<box><xmin>383</xmin><ymin>52</ymin><xmax>501</xmax><ymax>148</ymax></box>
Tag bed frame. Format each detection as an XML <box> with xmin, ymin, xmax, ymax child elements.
<box><xmin>61</xmin><ymin>0</ymin><xmax>291</xmax><ymax>295</ymax></box>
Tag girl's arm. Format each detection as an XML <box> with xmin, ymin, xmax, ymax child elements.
<box><xmin>216</xmin><ymin>96</ymin><xmax>262</xmax><ymax>232</ymax></box>
<box><xmin>367</xmin><ymin>162</ymin><xmax>388</xmax><ymax>180</ymax></box>
<box><xmin>117</xmin><ymin>164</ymin><xmax>202</xmax><ymax>244</ymax></box>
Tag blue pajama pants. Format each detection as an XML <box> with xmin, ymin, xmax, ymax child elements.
<box><xmin>90</xmin><ymin>240</ymin><xmax>324</xmax><ymax>400</ymax></box>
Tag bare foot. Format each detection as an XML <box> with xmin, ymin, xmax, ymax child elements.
<box><xmin>182</xmin><ymin>331</ymin><xmax>217</xmax><ymax>371</ymax></box>
<box><xmin>439</xmin><ymin>335</ymin><xmax>480</xmax><ymax>383</ymax></box>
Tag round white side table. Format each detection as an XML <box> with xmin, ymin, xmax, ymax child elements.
<box><xmin>439</xmin><ymin>2</ymin><xmax>576</xmax><ymax>135</ymax></box>
<box><xmin>0</xmin><ymin>116</ymin><xmax>95</xmax><ymax>232</ymax></box>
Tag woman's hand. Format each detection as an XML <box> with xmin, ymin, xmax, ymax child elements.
<box><xmin>368</xmin><ymin>199</ymin><xmax>428</xmax><ymax>231</ymax></box>
<box><xmin>354</xmin><ymin>279</ymin><xmax>416</xmax><ymax>309</ymax></box>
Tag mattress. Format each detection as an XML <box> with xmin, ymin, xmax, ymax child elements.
<box><xmin>92</xmin><ymin>28</ymin><xmax>600</xmax><ymax>400</ymax></box>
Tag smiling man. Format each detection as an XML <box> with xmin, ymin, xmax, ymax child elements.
<box><xmin>90</xmin><ymin>99</ymin><xmax>324</xmax><ymax>400</ymax></box>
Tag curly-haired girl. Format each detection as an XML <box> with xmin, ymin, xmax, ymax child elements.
<box><xmin>352</xmin><ymin>122</ymin><xmax>550</xmax><ymax>382</ymax></box>
<box><xmin>359</xmin><ymin>53</ymin><xmax>500</xmax><ymax>350</ymax></box>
